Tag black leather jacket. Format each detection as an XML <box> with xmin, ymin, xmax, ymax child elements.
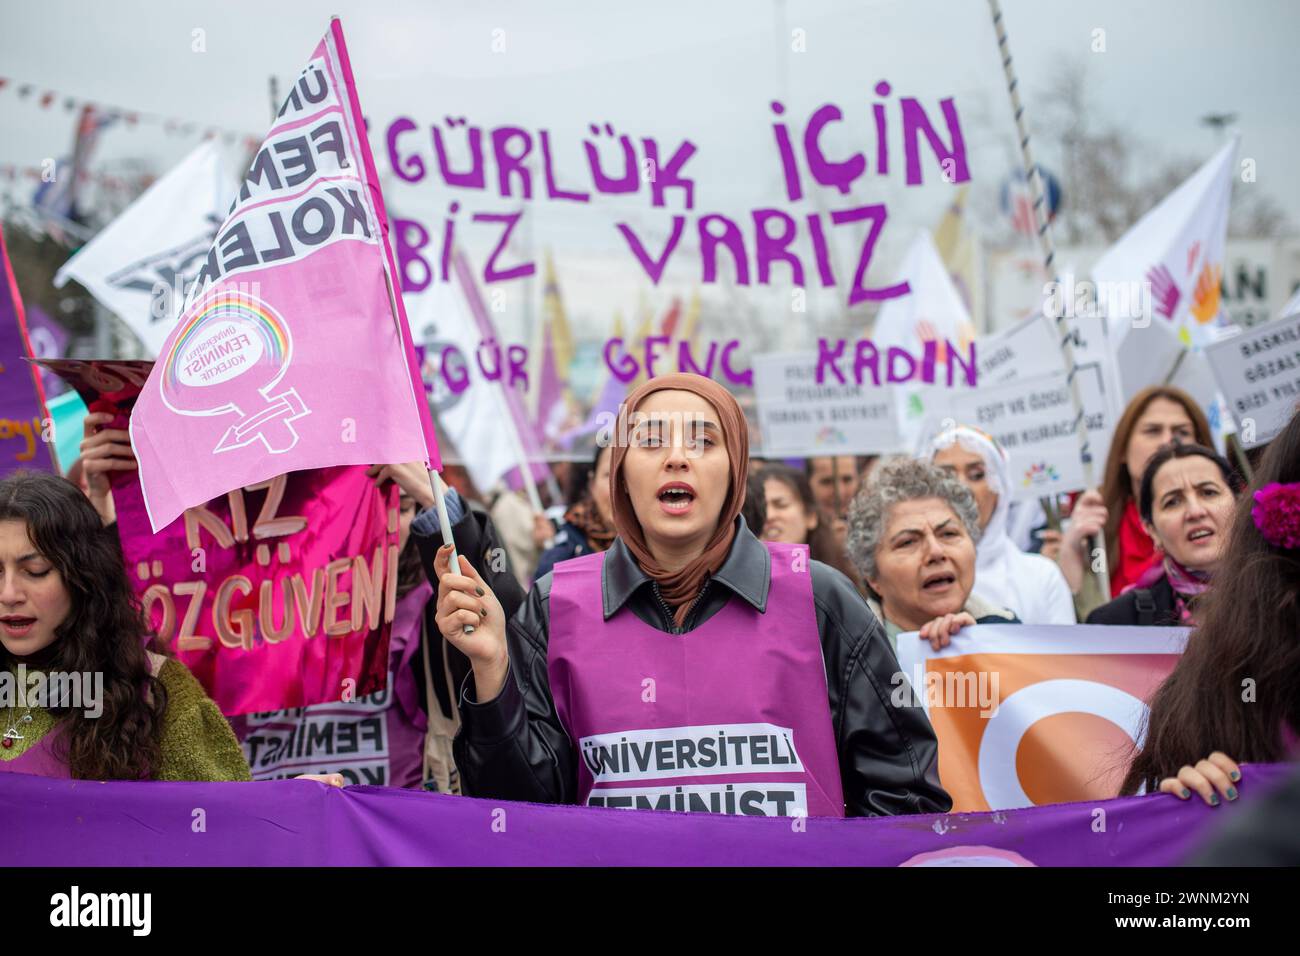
<box><xmin>453</xmin><ymin>516</ymin><xmax>952</xmax><ymax>816</ymax></box>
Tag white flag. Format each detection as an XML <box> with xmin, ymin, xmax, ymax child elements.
<box><xmin>1092</xmin><ymin>136</ymin><xmax>1238</xmax><ymax>355</ymax></box>
<box><xmin>410</xmin><ymin>279</ymin><xmax>517</xmax><ymax>495</ymax></box>
<box><xmin>872</xmin><ymin>229</ymin><xmax>976</xmax><ymax>352</ymax></box>
<box><xmin>1281</xmin><ymin>285</ymin><xmax>1300</xmax><ymax>320</ymax></box>
<box><xmin>54</xmin><ymin>142</ymin><xmax>233</xmax><ymax>356</ymax></box>
<box><xmin>871</xmin><ymin>230</ymin><xmax>976</xmax><ymax>450</ymax></box>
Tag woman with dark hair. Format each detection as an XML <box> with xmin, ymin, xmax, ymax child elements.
<box><xmin>1120</xmin><ymin>410</ymin><xmax>1300</xmax><ymax>804</ymax></box>
<box><xmin>0</xmin><ymin>471</ymin><xmax>250</xmax><ymax>781</ymax></box>
<box><xmin>533</xmin><ymin>443</ymin><xmax>616</xmax><ymax>582</ymax></box>
<box><xmin>432</xmin><ymin>373</ymin><xmax>949</xmax><ymax>817</ymax></box>
<box><xmin>759</xmin><ymin>464</ymin><xmax>866</xmax><ymax>595</ymax></box>
<box><xmin>1087</xmin><ymin>443</ymin><xmax>1243</xmax><ymax>627</ymax></box>
<box><xmin>1057</xmin><ymin>386</ymin><xmax>1213</xmax><ymax>598</ymax></box>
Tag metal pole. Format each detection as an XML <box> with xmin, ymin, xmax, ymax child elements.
<box><xmin>987</xmin><ymin>0</ymin><xmax>1110</xmax><ymax>594</ymax></box>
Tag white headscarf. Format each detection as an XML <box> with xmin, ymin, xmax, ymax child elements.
<box><xmin>924</xmin><ymin>425</ymin><xmax>1076</xmax><ymax>625</ymax></box>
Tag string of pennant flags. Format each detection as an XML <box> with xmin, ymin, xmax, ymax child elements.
<box><xmin>0</xmin><ymin>76</ymin><xmax>261</xmax><ymax>150</ymax></box>
<box><xmin>0</xmin><ymin>161</ymin><xmax>152</xmax><ymax>196</ymax></box>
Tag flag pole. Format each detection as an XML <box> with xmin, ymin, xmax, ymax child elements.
<box><xmin>987</xmin><ymin>0</ymin><xmax>1110</xmax><ymax>595</ymax></box>
<box><xmin>451</xmin><ymin>249</ymin><xmax>551</xmax><ymax>520</ymax></box>
<box><xmin>427</xmin><ymin>467</ymin><xmax>461</xmax><ymax>578</ymax></box>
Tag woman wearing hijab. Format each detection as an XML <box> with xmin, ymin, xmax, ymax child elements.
<box><xmin>433</xmin><ymin>373</ymin><xmax>950</xmax><ymax>817</ymax></box>
<box><xmin>924</xmin><ymin>425</ymin><xmax>1076</xmax><ymax>625</ymax></box>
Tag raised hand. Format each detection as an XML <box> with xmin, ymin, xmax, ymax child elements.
<box><xmin>79</xmin><ymin>411</ymin><xmax>137</xmax><ymax>525</ymax></box>
<box><xmin>432</xmin><ymin>544</ymin><xmax>510</xmax><ymax>701</ymax></box>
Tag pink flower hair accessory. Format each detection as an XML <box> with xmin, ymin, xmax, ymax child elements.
<box><xmin>1252</xmin><ymin>481</ymin><xmax>1300</xmax><ymax>549</ymax></box>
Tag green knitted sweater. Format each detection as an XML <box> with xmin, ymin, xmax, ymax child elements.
<box><xmin>0</xmin><ymin>658</ymin><xmax>252</xmax><ymax>782</ymax></box>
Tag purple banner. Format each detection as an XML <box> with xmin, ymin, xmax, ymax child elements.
<box><xmin>24</xmin><ymin>305</ymin><xmax>69</xmax><ymax>398</ymax></box>
<box><xmin>0</xmin><ymin>225</ymin><xmax>55</xmax><ymax>475</ymax></box>
<box><xmin>1</xmin><ymin>764</ymin><xmax>1285</xmax><ymax>867</ymax></box>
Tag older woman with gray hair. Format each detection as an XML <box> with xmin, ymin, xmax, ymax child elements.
<box><xmin>848</xmin><ymin>458</ymin><xmax>1018</xmax><ymax>651</ymax></box>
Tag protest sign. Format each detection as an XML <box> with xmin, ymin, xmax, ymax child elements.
<box><xmin>894</xmin><ymin>624</ymin><xmax>1188</xmax><ymax>812</ymax></box>
<box><xmin>0</xmin><ymin>225</ymin><xmax>55</xmax><ymax>475</ymax></box>
<box><xmin>918</xmin><ymin>363</ymin><xmax>1114</xmax><ymax>498</ymax></box>
<box><xmin>371</xmin><ymin>0</ymin><xmax>1026</xmax><ymax>458</ymax></box>
<box><xmin>753</xmin><ymin>351</ymin><xmax>901</xmax><ymax>456</ymax></box>
<box><xmin>113</xmin><ymin>466</ymin><xmax>398</xmax><ymax>716</ymax></box>
<box><xmin>225</xmin><ymin>581</ymin><xmax>431</xmax><ymax>787</ymax></box>
<box><xmin>977</xmin><ymin>307</ymin><xmax>1121</xmax><ymax>418</ymax></box>
<box><xmin>6</xmin><ymin>759</ymin><xmax>1284</xmax><ymax>866</ymax></box>
<box><xmin>130</xmin><ymin>20</ymin><xmax>438</xmax><ymax>532</ymax></box>
<box><xmin>42</xmin><ymin>357</ymin><xmax>399</xmax><ymax>716</ymax></box>
<box><xmin>1204</xmin><ymin>312</ymin><xmax>1300</xmax><ymax>448</ymax></box>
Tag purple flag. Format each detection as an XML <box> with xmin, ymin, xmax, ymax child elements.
<box><xmin>0</xmin><ymin>225</ymin><xmax>55</xmax><ymax>475</ymax></box>
<box><xmin>1</xmin><ymin>763</ymin><xmax>1286</xmax><ymax>867</ymax></box>
<box><xmin>24</xmin><ymin>305</ymin><xmax>69</xmax><ymax>398</ymax></box>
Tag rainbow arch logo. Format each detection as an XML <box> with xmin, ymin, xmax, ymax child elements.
<box><xmin>160</xmin><ymin>289</ymin><xmax>310</xmax><ymax>454</ymax></box>
<box><xmin>1022</xmin><ymin>462</ymin><xmax>1059</xmax><ymax>488</ymax></box>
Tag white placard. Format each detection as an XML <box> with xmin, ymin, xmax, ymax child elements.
<box><xmin>1204</xmin><ymin>313</ymin><xmax>1300</xmax><ymax>448</ymax></box>
<box><xmin>924</xmin><ymin>363</ymin><xmax>1113</xmax><ymax>500</ymax></box>
<box><xmin>753</xmin><ymin>352</ymin><xmax>902</xmax><ymax>456</ymax></box>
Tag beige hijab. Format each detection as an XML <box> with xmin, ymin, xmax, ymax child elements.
<box><xmin>609</xmin><ymin>373</ymin><xmax>749</xmax><ymax>627</ymax></box>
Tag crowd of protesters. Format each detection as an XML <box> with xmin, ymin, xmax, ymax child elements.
<box><xmin>2</xmin><ymin>373</ymin><xmax>1297</xmax><ymax>825</ymax></box>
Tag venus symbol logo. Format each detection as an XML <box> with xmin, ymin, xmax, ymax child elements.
<box><xmin>160</xmin><ymin>290</ymin><xmax>310</xmax><ymax>454</ymax></box>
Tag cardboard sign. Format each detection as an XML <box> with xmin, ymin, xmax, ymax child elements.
<box><xmin>1204</xmin><ymin>312</ymin><xmax>1300</xmax><ymax>448</ymax></box>
<box><xmin>753</xmin><ymin>351</ymin><xmax>901</xmax><ymax>456</ymax></box>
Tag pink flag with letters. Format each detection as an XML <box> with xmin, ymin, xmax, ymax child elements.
<box><xmin>130</xmin><ymin>18</ymin><xmax>439</xmax><ymax>531</ymax></box>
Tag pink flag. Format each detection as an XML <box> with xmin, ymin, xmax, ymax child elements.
<box><xmin>129</xmin><ymin>19</ymin><xmax>439</xmax><ymax>531</ymax></box>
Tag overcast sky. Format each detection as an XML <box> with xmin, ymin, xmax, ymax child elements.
<box><xmin>1</xmin><ymin>0</ymin><xmax>1295</xmax><ymax>344</ymax></box>
<box><xmin>2</xmin><ymin>0</ymin><xmax>1294</xmax><ymax>213</ymax></box>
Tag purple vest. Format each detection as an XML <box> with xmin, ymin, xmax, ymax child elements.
<box><xmin>548</xmin><ymin>541</ymin><xmax>844</xmax><ymax>817</ymax></box>
<box><xmin>0</xmin><ymin>727</ymin><xmax>69</xmax><ymax>778</ymax></box>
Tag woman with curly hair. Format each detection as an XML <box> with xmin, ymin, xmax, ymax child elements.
<box><xmin>0</xmin><ymin>470</ymin><xmax>250</xmax><ymax>781</ymax></box>
<box><xmin>847</xmin><ymin>458</ymin><xmax>1019</xmax><ymax>652</ymax></box>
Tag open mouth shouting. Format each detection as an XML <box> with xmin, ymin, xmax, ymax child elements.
<box><xmin>921</xmin><ymin>569</ymin><xmax>958</xmax><ymax>595</ymax></box>
<box><xmin>657</xmin><ymin>481</ymin><xmax>697</xmax><ymax>516</ymax></box>
<box><xmin>0</xmin><ymin>615</ymin><xmax>37</xmax><ymax>639</ymax></box>
<box><xmin>1186</xmin><ymin>526</ymin><xmax>1215</xmax><ymax>545</ymax></box>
